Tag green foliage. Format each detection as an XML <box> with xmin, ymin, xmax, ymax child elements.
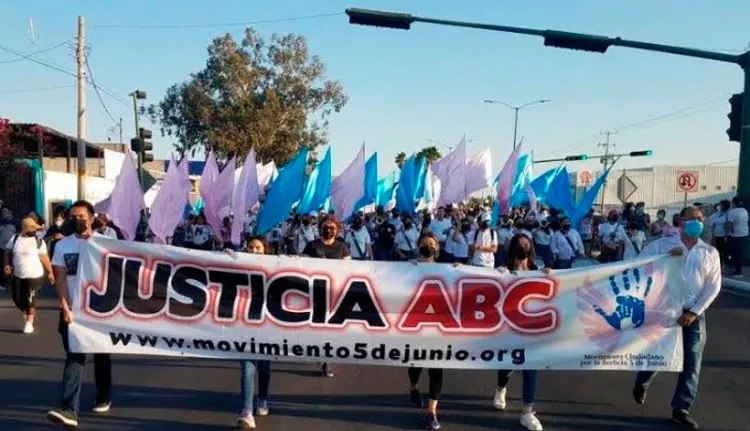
<box><xmin>145</xmin><ymin>29</ymin><xmax>347</xmax><ymax>166</ymax></box>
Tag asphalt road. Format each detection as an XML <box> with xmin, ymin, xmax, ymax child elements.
<box><xmin>0</xmin><ymin>285</ymin><xmax>748</xmax><ymax>431</ymax></box>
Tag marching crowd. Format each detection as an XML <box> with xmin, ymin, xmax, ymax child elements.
<box><xmin>0</xmin><ymin>196</ymin><xmax>747</xmax><ymax>430</ymax></box>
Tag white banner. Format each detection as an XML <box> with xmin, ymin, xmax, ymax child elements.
<box><xmin>69</xmin><ymin>239</ymin><xmax>685</xmax><ymax>371</ymax></box>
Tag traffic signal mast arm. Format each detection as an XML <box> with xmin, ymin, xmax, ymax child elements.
<box><xmin>534</xmin><ymin>151</ymin><xmax>652</xmax><ymax>164</ymax></box>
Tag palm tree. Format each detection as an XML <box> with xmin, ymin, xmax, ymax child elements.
<box><xmin>395</xmin><ymin>151</ymin><xmax>407</xmax><ymax>168</ymax></box>
<box><xmin>416</xmin><ymin>146</ymin><xmax>441</xmax><ymax>164</ymax></box>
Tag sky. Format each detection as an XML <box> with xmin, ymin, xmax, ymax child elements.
<box><xmin>0</xmin><ymin>0</ymin><xmax>747</xmax><ymax>178</ymax></box>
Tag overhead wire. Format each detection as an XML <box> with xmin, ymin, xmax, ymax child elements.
<box><xmin>0</xmin><ymin>84</ymin><xmax>75</xmax><ymax>95</ymax></box>
<box><xmin>85</xmin><ymin>55</ymin><xmax>119</xmax><ymax>125</ymax></box>
<box><xmin>91</xmin><ymin>12</ymin><xmax>344</xmax><ymax>29</ymax></box>
<box><xmin>0</xmin><ymin>40</ymin><xmax>73</xmax><ymax>65</ymax></box>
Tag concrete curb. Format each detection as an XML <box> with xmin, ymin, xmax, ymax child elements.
<box><xmin>724</xmin><ymin>277</ymin><xmax>750</xmax><ymax>294</ymax></box>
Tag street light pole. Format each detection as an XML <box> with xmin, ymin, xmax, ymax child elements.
<box><xmin>483</xmin><ymin>99</ymin><xmax>550</xmax><ymax>149</ymax></box>
<box><xmin>345</xmin><ymin>7</ymin><xmax>750</xmax><ymax>202</ymax></box>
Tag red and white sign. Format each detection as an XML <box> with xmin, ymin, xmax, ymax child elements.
<box><xmin>676</xmin><ymin>171</ymin><xmax>699</xmax><ymax>193</ymax></box>
<box><xmin>67</xmin><ymin>238</ymin><xmax>685</xmax><ymax>371</ymax></box>
<box><xmin>577</xmin><ymin>170</ymin><xmax>594</xmax><ymax>187</ymax></box>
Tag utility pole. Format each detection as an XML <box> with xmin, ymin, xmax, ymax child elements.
<box><xmin>118</xmin><ymin>117</ymin><xmax>123</xmax><ymax>144</ymax></box>
<box><xmin>76</xmin><ymin>16</ymin><xmax>86</xmax><ymax>200</ymax></box>
<box><xmin>597</xmin><ymin>131</ymin><xmax>617</xmax><ymax>211</ymax></box>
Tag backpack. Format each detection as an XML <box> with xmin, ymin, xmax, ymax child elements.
<box><xmin>473</xmin><ymin>229</ymin><xmax>496</xmax><ymax>244</ymax></box>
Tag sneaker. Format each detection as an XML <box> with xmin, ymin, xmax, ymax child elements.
<box><xmin>633</xmin><ymin>384</ymin><xmax>646</xmax><ymax>405</ymax></box>
<box><xmin>520</xmin><ymin>411</ymin><xmax>543</xmax><ymax>430</ymax></box>
<box><xmin>671</xmin><ymin>409</ymin><xmax>698</xmax><ymax>430</ymax></box>
<box><xmin>423</xmin><ymin>411</ymin><xmax>440</xmax><ymax>430</ymax></box>
<box><xmin>493</xmin><ymin>387</ymin><xmax>507</xmax><ymax>410</ymax></box>
<box><xmin>237</xmin><ymin>409</ymin><xmax>256</xmax><ymax>429</ymax></box>
<box><xmin>92</xmin><ymin>401</ymin><xmax>111</xmax><ymax>413</ymax></box>
<box><xmin>46</xmin><ymin>408</ymin><xmax>78</xmax><ymax>428</ymax></box>
<box><xmin>22</xmin><ymin>321</ymin><xmax>34</xmax><ymax>334</ymax></box>
<box><xmin>321</xmin><ymin>363</ymin><xmax>333</xmax><ymax>378</ymax></box>
<box><xmin>256</xmin><ymin>398</ymin><xmax>269</xmax><ymax>417</ymax></box>
<box><xmin>409</xmin><ymin>388</ymin><xmax>422</xmax><ymax>408</ymax></box>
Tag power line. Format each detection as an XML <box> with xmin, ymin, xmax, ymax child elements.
<box><xmin>85</xmin><ymin>56</ymin><xmax>119</xmax><ymax>125</ymax></box>
<box><xmin>0</xmin><ymin>40</ymin><xmax>73</xmax><ymax>65</ymax></box>
<box><xmin>0</xmin><ymin>84</ymin><xmax>74</xmax><ymax>95</ymax></box>
<box><xmin>92</xmin><ymin>12</ymin><xmax>343</xmax><ymax>29</ymax></box>
<box><xmin>542</xmin><ymin>96</ymin><xmax>728</xmax><ymax>157</ymax></box>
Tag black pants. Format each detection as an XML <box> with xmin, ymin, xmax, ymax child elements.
<box><xmin>714</xmin><ymin>237</ymin><xmax>729</xmax><ymax>267</ymax></box>
<box><xmin>11</xmin><ymin>276</ymin><xmax>44</xmax><ymax>314</ymax></box>
<box><xmin>408</xmin><ymin>367</ymin><xmax>443</xmax><ymax>400</ymax></box>
<box><xmin>728</xmin><ymin>236</ymin><xmax>747</xmax><ymax>275</ymax></box>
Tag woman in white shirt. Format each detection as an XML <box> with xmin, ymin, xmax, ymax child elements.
<box><xmin>395</xmin><ymin>216</ymin><xmax>420</xmax><ymax>260</ymax></box>
<box><xmin>623</xmin><ymin>222</ymin><xmax>647</xmax><ymax>260</ymax></box>
<box><xmin>709</xmin><ymin>200</ymin><xmax>730</xmax><ymax>265</ymax></box>
<box><xmin>345</xmin><ymin>216</ymin><xmax>372</xmax><ymax>260</ymax></box>
<box><xmin>447</xmin><ymin>218</ymin><xmax>471</xmax><ymax>264</ymax></box>
<box><xmin>190</xmin><ymin>213</ymin><xmax>218</xmax><ymax>251</ymax></box>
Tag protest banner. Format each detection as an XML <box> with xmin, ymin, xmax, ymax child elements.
<box><xmin>69</xmin><ymin>238</ymin><xmax>685</xmax><ymax>371</ymax></box>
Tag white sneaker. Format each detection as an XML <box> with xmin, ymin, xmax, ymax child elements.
<box><xmin>493</xmin><ymin>387</ymin><xmax>507</xmax><ymax>410</ymax></box>
<box><xmin>237</xmin><ymin>409</ymin><xmax>256</xmax><ymax>429</ymax></box>
<box><xmin>23</xmin><ymin>321</ymin><xmax>34</xmax><ymax>334</ymax></box>
<box><xmin>520</xmin><ymin>411</ymin><xmax>543</xmax><ymax>430</ymax></box>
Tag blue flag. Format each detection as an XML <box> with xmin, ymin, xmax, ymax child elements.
<box><xmin>545</xmin><ymin>167</ymin><xmax>575</xmax><ymax>217</ymax></box>
<box><xmin>375</xmin><ymin>172</ymin><xmax>396</xmax><ymax>207</ymax></box>
<box><xmin>571</xmin><ymin>166</ymin><xmax>612</xmax><ymax>227</ymax></box>
<box><xmin>530</xmin><ymin>167</ymin><xmax>563</xmax><ymax>204</ymax></box>
<box><xmin>255</xmin><ymin>148</ymin><xmax>308</xmax><ymax>234</ymax></box>
<box><xmin>298</xmin><ymin>148</ymin><xmax>331</xmax><ymax>215</ymax></box>
<box><xmin>396</xmin><ymin>156</ymin><xmax>417</xmax><ymax>214</ymax></box>
<box><xmin>354</xmin><ymin>153</ymin><xmax>378</xmax><ymax>211</ymax></box>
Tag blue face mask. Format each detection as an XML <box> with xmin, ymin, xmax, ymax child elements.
<box><xmin>683</xmin><ymin>220</ymin><xmax>704</xmax><ymax>238</ymax></box>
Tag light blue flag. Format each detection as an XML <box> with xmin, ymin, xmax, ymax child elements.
<box><xmin>545</xmin><ymin>167</ymin><xmax>576</xmax><ymax>217</ymax></box>
<box><xmin>509</xmin><ymin>154</ymin><xmax>533</xmax><ymax>207</ymax></box>
<box><xmin>354</xmin><ymin>153</ymin><xmax>378</xmax><ymax>211</ymax></box>
<box><xmin>192</xmin><ymin>197</ymin><xmax>205</xmax><ymax>214</ymax></box>
<box><xmin>298</xmin><ymin>148</ymin><xmax>332</xmax><ymax>214</ymax></box>
<box><xmin>396</xmin><ymin>156</ymin><xmax>417</xmax><ymax>214</ymax></box>
<box><xmin>413</xmin><ymin>156</ymin><xmax>427</xmax><ymax>205</ymax></box>
<box><xmin>375</xmin><ymin>172</ymin><xmax>396</xmax><ymax>207</ymax></box>
<box><xmin>530</xmin><ymin>167</ymin><xmax>563</xmax><ymax>204</ymax></box>
<box><xmin>255</xmin><ymin>148</ymin><xmax>309</xmax><ymax>234</ymax></box>
<box><xmin>571</xmin><ymin>166</ymin><xmax>612</xmax><ymax>227</ymax></box>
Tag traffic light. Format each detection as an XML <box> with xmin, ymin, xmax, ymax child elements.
<box><xmin>564</xmin><ymin>154</ymin><xmax>589</xmax><ymax>161</ymax></box>
<box><xmin>346</xmin><ymin>8</ymin><xmax>413</xmax><ymax>30</ymax></box>
<box><xmin>139</xmin><ymin>128</ymin><xmax>154</xmax><ymax>162</ymax></box>
<box><xmin>629</xmin><ymin>150</ymin><xmax>653</xmax><ymax>157</ymax></box>
<box><xmin>543</xmin><ymin>31</ymin><xmax>612</xmax><ymax>53</ymax></box>
<box><xmin>727</xmin><ymin>93</ymin><xmax>743</xmax><ymax>142</ymax></box>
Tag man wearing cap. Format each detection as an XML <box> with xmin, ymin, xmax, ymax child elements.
<box><xmin>3</xmin><ymin>216</ymin><xmax>54</xmax><ymax>334</ymax></box>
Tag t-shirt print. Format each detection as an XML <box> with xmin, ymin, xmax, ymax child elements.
<box><xmin>63</xmin><ymin>253</ymin><xmax>79</xmax><ymax>276</ymax></box>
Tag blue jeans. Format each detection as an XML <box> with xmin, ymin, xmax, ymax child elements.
<box><xmin>553</xmin><ymin>258</ymin><xmax>572</xmax><ymax>269</ymax></box>
<box><xmin>497</xmin><ymin>370</ymin><xmax>538</xmax><ymax>405</ymax></box>
<box><xmin>240</xmin><ymin>360</ymin><xmax>271</xmax><ymax>411</ymax></box>
<box><xmin>58</xmin><ymin>313</ymin><xmax>112</xmax><ymax>413</ymax></box>
<box><xmin>635</xmin><ymin>316</ymin><xmax>706</xmax><ymax>412</ymax></box>
<box><xmin>535</xmin><ymin>243</ymin><xmax>553</xmax><ymax>268</ymax></box>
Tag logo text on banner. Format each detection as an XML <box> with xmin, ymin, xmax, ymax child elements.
<box><xmin>69</xmin><ymin>239</ymin><xmax>684</xmax><ymax>371</ymax></box>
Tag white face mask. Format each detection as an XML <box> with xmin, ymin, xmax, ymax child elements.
<box><xmin>54</xmin><ymin>219</ymin><xmax>64</xmax><ymax>227</ymax></box>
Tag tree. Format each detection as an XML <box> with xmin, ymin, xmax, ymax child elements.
<box><xmin>0</xmin><ymin>119</ymin><xmax>27</xmax><ymax>195</ymax></box>
<box><xmin>146</xmin><ymin>29</ymin><xmax>347</xmax><ymax>166</ymax></box>
<box><xmin>395</xmin><ymin>151</ymin><xmax>406</xmax><ymax>168</ymax></box>
<box><xmin>416</xmin><ymin>146</ymin><xmax>441</xmax><ymax>164</ymax></box>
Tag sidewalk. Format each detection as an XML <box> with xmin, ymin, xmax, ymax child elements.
<box><xmin>723</xmin><ymin>266</ymin><xmax>750</xmax><ymax>294</ymax></box>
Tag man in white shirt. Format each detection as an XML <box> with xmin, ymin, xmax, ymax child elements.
<box><xmin>395</xmin><ymin>216</ymin><xmax>419</xmax><ymax>260</ymax></box>
<box><xmin>470</xmin><ymin>213</ymin><xmax>498</xmax><ymax>268</ymax></box>
<box><xmin>599</xmin><ymin>210</ymin><xmax>627</xmax><ymax>263</ymax></box>
<box><xmin>550</xmin><ymin>217</ymin><xmax>583</xmax><ymax>269</ymax></box>
<box><xmin>345</xmin><ymin>216</ymin><xmax>372</xmax><ymax>260</ymax></box>
<box><xmin>429</xmin><ymin>206</ymin><xmax>453</xmax><ymax>241</ymax></box>
<box><xmin>3</xmin><ymin>216</ymin><xmax>54</xmax><ymax>333</ymax></box>
<box><xmin>632</xmin><ymin>206</ymin><xmax>721</xmax><ymax>430</ymax></box>
<box><xmin>727</xmin><ymin>197</ymin><xmax>748</xmax><ymax>278</ymax></box>
<box><xmin>46</xmin><ymin>200</ymin><xmax>112</xmax><ymax>429</ymax></box>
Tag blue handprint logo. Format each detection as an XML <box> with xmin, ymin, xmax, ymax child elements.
<box><xmin>593</xmin><ymin>269</ymin><xmax>652</xmax><ymax>331</ymax></box>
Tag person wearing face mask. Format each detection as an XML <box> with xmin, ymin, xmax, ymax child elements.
<box><xmin>495</xmin><ymin>234</ymin><xmax>549</xmax><ymax>431</ymax></box>
<box><xmin>707</xmin><ymin>201</ymin><xmax>730</xmax><ymax>266</ymax></box>
<box><xmin>395</xmin><ymin>216</ymin><xmax>419</xmax><ymax>260</ymax></box>
<box><xmin>578</xmin><ymin>209</ymin><xmax>594</xmax><ymax>257</ymax></box>
<box><xmin>598</xmin><ymin>210</ymin><xmax>626</xmax><ymax>263</ymax></box>
<box><xmin>550</xmin><ymin>217</ymin><xmax>583</xmax><ymax>269</ymax></box>
<box><xmin>226</xmin><ymin>236</ymin><xmax>273</xmax><ymax>429</ymax></box>
<box><xmin>44</xmin><ymin>207</ymin><xmax>69</xmax><ymax>259</ymax></box>
<box><xmin>631</xmin><ymin>206</ymin><xmax>721</xmax><ymax>430</ymax></box>
<box><xmin>727</xmin><ymin>196</ymin><xmax>749</xmax><ymax>278</ymax></box>
<box><xmin>345</xmin><ymin>215</ymin><xmax>373</xmax><ymax>260</ymax></box>
<box><xmin>470</xmin><ymin>213</ymin><xmax>498</xmax><ymax>268</ymax></box>
<box><xmin>46</xmin><ymin>201</ymin><xmax>113</xmax><ymax>429</ymax></box>
<box><xmin>533</xmin><ymin>219</ymin><xmax>554</xmax><ymax>268</ymax></box>
<box><xmin>623</xmin><ymin>221</ymin><xmax>646</xmax><ymax>260</ymax></box>
<box><xmin>447</xmin><ymin>218</ymin><xmax>471</xmax><ymax>264</ymax></box>
<box><xmin>650</xmin><ymin>209</ymin><xmax>669</xmax><ymax>239</ymax></box>
<box><xmin>513</xmin><ymin>218</ymin><xmax>532</xmax><ymax>239</ymax></box>
<box><xmin>495</xmin><ymin>216</ymin><xmax>515</xmax><ymax>267</ymax></box>
<box><xmin>92</xmin><ymin>214</ymin><xmax>118</xmax><ymax>240</ymax></box>
<box><xmin>296</xmin><ymin>215</ymin><xmax>318</xmax><ymax>255</ymax></box>
<box><xmin>301</xmin><ymin>215</ymin><xmax>351</xmax><ymax>378</ymax></box>
<box><xmin>632</xmin><ymin>202</ymin><xmax>650</xmax><ymax>232</ymax></box>
<box><xmin>3</xmin><ymin>216</ymin><xmax>55</xmax><ymax>334</ymax></box>
<box><xmin>407</xmin><ymin>233</ymin><xmax>444</xmax><ymax>430</ymax></box>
